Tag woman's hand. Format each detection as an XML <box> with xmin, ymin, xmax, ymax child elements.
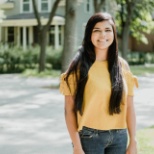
<box><xmin>73</xmin><ymin>148</ymin><xmax>85</xmax><ymax>154</ymax></box>
<box><xmin>126</xmin><ymin>139</ymin><xmax>137</xmax><ymax>154</ymax></box>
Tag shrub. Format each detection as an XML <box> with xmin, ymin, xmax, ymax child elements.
<box><xmin>0</xmin><ymin>45</ymin><xmax>63</xmax><ymax>73</ymax></box>
<box><xmin>127</xmin><ymin>51</ymin><xmax>145</xmax><ymax>65</ymax></box>
<box><xmin>46</xmin><ymin>46</ymin><xmax>62</xmax><ymax>70</ymax></box>
<box><xmin>144</xmin><ymin>53</ymin><xmax>154</xmax><ymax>63</ymax></box>
<box><xmin>127</xmin><ymin>51</ymin><xmax>154</xmax><ymax>65</ymax></box>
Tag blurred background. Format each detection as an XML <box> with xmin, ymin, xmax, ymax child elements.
<box><xmin>0</xmin><ymin>0</ymin><xmax>154</xmax><ymax>154</ymax></box>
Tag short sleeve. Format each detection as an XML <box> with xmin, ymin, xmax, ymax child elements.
<box><xmin>125</xmin><ymin>71</ymin><xmax>138</xmax><ymax>96</ymax></box>
<box><xmin>59</xmin><ymin>73</ymin><xmax>77</xmax><ymax>96</ymax></box>
<box><xmin>119</xmin><ymin>57</ymin><xmax>138</xmax><ymax>96</ymax></box>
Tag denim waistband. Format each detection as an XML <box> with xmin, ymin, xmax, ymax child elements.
<box><xmin>81</xmin><ymin>126</ymin><xmax>127</xmax><ymax>133</ymax></box>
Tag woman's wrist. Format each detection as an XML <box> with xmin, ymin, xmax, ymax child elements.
<box><xmin>72</xmin><ymin>143</ymin><xmax>82</xmax><ymax>150</ymax></box>
<box><xmin>73</xmin><ymin>147</ymin><xmax>83</xmax><ymax>150</ymax></box>
<box><xmin>129</xmin><ymin>137</ymin><xmax>137</xmax><ymax>146</ymax></box>
<box><xmin>128</xmin><ymin>132</ymin><xmax>136</xmax><ymax>141</ymax></box>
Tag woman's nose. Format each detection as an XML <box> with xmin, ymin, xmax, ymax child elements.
<box><xmin>100</xmin><ymin>31</ymin><xmax>105</xmax><ymax>37</ymax></box>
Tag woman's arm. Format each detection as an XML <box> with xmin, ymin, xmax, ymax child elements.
<box><xmin>65</xmin><ymin>95</ymin><xmax>84</xmax><ymax>154</ymax></box>
<box><xmin>126</xmin><ymin>96</ymin><xmax>137</xmax><ymax>154</ymax></box>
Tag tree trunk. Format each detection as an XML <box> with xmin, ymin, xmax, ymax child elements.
<box><xmin>61</xmin><ymin>0</ymin><xmax>77</xmax><ymax>72</ymax></box>
<box><xmin>120</xmin><ymin>0</ymin><xmax>137</xmax><ymax>60</ymax></box>
<box><xmin>93</xmin><ymin>0</ymin><xmax>105</xmax><ymax>13</ymax></box>
<box><xmin>39</xmin><ymin>29</ymin><xmax>47</xmax><ymax>72</ymax></box>
<box><xmin>32</xmin><ymin>0</ymin><xmax>61</xmax><ymax>72</ymax></box>
<box><xmin>121</xmin><ymin>25</ymin><xmax>130</xmax><ymax>60</ymax></box>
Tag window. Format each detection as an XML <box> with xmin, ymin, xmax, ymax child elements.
<box><xmin>49</xmin><ymin>26</ymin><xmax>55</xmax><ymax>46</ymax></box>
<box><xmin>41</xmin><ymin>0</ymin><xmax>49</xmax><ymax>12</ymax></box>
<box><xmin>58</xmin><ymin>25</ymin><xmax>63</xmax><ymax>45</ymax></box>
<box><xmin>22</xmin><ymin>0</ymin><xmax>32</xmax><ymax>13</ymax></box>
<box><xmin>8</xmin><ymin>27</ymin><xmax>14</xmax><ymax>43</ymax></box>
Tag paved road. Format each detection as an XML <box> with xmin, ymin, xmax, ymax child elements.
<box><xmin>0</xmin><ymin>74</ymin><xmax>154</xmax><ymax>154</ymax></box>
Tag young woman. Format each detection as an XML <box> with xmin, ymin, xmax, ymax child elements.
<box><xmin>60</xmin><ymin>12</ymin><xmax>138</xmax><ymax>154</ymax></box>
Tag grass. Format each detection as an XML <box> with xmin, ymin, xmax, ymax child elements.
<box><xmin>21</xmin><ymin>69</ymin><xmax>61</xmax><ymax>89</ymax></box>
<box><xmin>21</xmin><ymin>63</ymin><xmax>154</xmax><ymax>78</ymax></box>
<box><xmin>22</xmin><ymin>69</ymin><xmax>61</xmax><ymax>78</ymax></box>
<box><xmin>137</xmin><ymin>126</ymin><xmax>154</xmax><ymax>154</ymax></box>
<box><xmin>130</xmin><ymin>64</ymin><xmax>154</xmax><ymax>76</ymax></box>
<box><xmin>130</xmin><ymin>64</ymin><xmax>154</xmax><ymax>153</ymax></box>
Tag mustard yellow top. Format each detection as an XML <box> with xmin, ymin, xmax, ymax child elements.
<box><xmin>59</xmin><ymin>58</ymin><xmax>138</xmax><ymax>131</ymax></box>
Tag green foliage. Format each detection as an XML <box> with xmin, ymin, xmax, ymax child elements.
<box><xmin>128</xmin><ymin>52</ymin><xmax>145</xmax><ymax>65</ymax></box>
<box><xmin>22</xmin><ymin>69</ymin><xmax>61</xmax><ymax>78</ymax></box>
<box><xmin>46</xmin><ymin>46</ymin><xmax>62</xmax><ymax>70</ymax></box>
<box><xmin>0</xmin><ymin>45</ymin><xmax>62</xmax><ymax>73</ymax></box>
<box><xmin>130</xmin><ymin>10</ymin><xmax>154</xmax><ymax>43</ymax></box>
<box><xmin>128</xmin><ymin>51</ymin><xmax>154</xmax><ymax>65</ymax></box>
<box><xmin>130</xmin><ymin>64</ymin><xmax>154</xmax><ymax>76</ymax></box>
<box><xmin>116</xmin><ymin>0</ymin><xmax>154</xmax><ymax>43</ymax></box>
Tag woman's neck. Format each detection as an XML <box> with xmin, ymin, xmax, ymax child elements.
<box><xmin>95</xmin><ymin>48</ymin><xmax>108</xmax><ymax>61</ymax></box>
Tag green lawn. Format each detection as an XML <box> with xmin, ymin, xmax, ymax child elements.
<box><xmin>130</xmin><ymin>65</ymin><xmax>154</xmax><ymax>76</ymax></box>
<box><xmin>130</xmin><ymin>65</ymin><xmax>154</xmax><ymax>153</ymax></box>
<box><xmin>22</xmin><ymin>69</ymin><xmax>61</xmax><ymax>78</ymax></box>
<box><xmin>137</xmin><ymin>126</ymin><xmax>154</xmax><ymax>154</ymax></box>
<box><xmin>21</xmin><ymin>64</ymin><xmax>154</xmax><ymax>78</ymax></box>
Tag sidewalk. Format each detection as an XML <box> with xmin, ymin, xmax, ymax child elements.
<box><xmin>134</xmin><ymin>75</ymin><xmax>154</xmax><ymax>129</ymax></box>
<box><xmin>0</xmin><ymin>74</ymin><xmax>154</xmax><ymax>154</ymax></box>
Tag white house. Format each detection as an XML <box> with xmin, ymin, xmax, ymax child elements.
<box><xmin>0</xmin><ymin>0</ymin><xmax>95</xmax><ymax>50</ymax></box>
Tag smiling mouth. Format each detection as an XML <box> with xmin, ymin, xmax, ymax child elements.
<box><xmin>98</xmin><ymin>39</ymin><xmax>108</xmax><ymax>42</ymax></box>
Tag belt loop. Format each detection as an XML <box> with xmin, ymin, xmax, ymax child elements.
<box><xmin>109</xmin><ymin>130</ymin><xmax>112</xmax><ymax>135</ymax></box>
<box><xmin>94</xmin><ymin>128</ymin><xmax>98</xmax><ymax>136</ymax></box>
<box><xmin>96</xmin><ymin>130</ymin><xmax>99</xmax><ymax>136</ymax></box>
<box><xmin>96</xmin><ymin>129</ymin><xmax>99</xmax><ymax>136</ymax></box>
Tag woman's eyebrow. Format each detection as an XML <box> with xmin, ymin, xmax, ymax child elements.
<box><xmin>105</xmin><ymin>27</ymin><xmax>112</xmax><ymax>29</ymax></box>
<box><xmin>93</xmin><ymin>27</ymin><xmax>112</xmax><ymax>30</ymax></box>
<box><xmin>93</xmin><ymin>27</ymin><xmax>100</xmax><ymax>29</ymax></box>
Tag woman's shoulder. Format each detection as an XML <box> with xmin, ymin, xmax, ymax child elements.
<box><xmin>118</xmin><ymin>56</ymin><xmax>139</xmax><ymax>89</ymax></box>
<box><xmin>60</xmin><ymin>71</ymin><xmax>77</xmax><ymax>96</ymax></box>
<box><xmin>118</xmin><ymin>56</ymin><xmax>130</xmax><ymax>71</ymax></box>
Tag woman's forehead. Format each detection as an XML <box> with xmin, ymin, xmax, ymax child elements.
<box><xmin>93</xmin><ymin>21</ymin><xmax>112</xmax><ymax>29</ymax></box>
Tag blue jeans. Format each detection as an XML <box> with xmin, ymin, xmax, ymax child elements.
<box><xmin>79</xmin><ymin>126</ymin><xmax>128</xmax><ymax>154</ymax></box>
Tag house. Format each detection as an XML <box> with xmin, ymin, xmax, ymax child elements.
<box><xmin>0</xmin><ymin>0</ymin><xmax>153</xmax><ymax>53</ymax></box>
<box><xmin>0</xmin><ymin>0</ymin><xmax>95</xmax><ymax>50</ymax></box>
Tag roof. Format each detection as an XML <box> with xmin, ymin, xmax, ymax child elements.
<box><xmin>5</xmin><ymin>13</ymin><xmax>63</xmax><ymax>20</ymax></box>
<box><xmin>0</xmin><ymin>13</ymin><xmax>65</xmax><ymax>26</ymax></box>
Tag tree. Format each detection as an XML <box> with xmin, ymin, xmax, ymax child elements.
<box><xmin>61</xmin><ymin>0</ymin><xmax>77</xmax><ymax>72</ymax></box>
<box><xmin>119</xmin><ymin>0</ymin><xmax>137</xmax><ymax>59</ymax></box>
<box><xmin>93</xmin><ymin>0</ymin><xmax>105</xmax><ymax>12</ymax></box>
<box><xmin>32</xmin><ymin>0</ymin><xmax>61</xmax><ymax>72</ymax></box>
<box><xmin>116</xmin><ymin>0</ymin><xmax>154</xmax><ymax>59</ymax></box>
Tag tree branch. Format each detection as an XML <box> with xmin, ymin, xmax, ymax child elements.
<box><xmin>32</xmin><ymin>0</ymin><xmax>41</xmax><ymax>27</ymax></box>
<box><xmin>120</xmin><ymin>0</ymin><xmax>125</xmax><ymax>28</ymax></box>
<box><xmin>45</xmin><ymin>0</ymin><xmax>61</xmax><ymax>29</ymax></box>
<box><xmin>98</xmin><ymin>0</ymin><xmax>105</xmax><ymax>12</ymax></box>
<box><xmin>93</xmin><ymin>0</ymin><xmax>105</xmax><ymax>12</ymax></box>
<box><xmin>126</xmin><ymin>0</ymin><xmax>137</xmax><ymax>25</ymax></box>
<box><xmin>93</xmin><ymin>0</ymin><xmax>98</xmax><ymax>12</ymax></box>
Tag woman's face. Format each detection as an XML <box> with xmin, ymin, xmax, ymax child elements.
<box><xmin>91</xmin><ymin>21</ymin><xmax>114</xmax><ymax>52</ymax></box>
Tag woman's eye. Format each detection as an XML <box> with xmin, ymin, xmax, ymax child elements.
<box><xmin>106</xmin><ymin>29</ymin><xmax>111</xmax><ymax>32</ymax></box>
<box><xmin>93</xmin><ymin>30</ymin><xmax>101</xmax><ymax>32</ymax></box>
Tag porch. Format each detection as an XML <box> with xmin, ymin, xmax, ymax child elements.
<box><xmin>0</xmin><ymin>15</ymin><xmax>65</xmax><ymax>50</ymax></box>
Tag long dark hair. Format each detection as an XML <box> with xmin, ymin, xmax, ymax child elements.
<box><xmin>65</xmin><ymin>12</ymin><xmax>123</xmax><ymax>115</ymax></box>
